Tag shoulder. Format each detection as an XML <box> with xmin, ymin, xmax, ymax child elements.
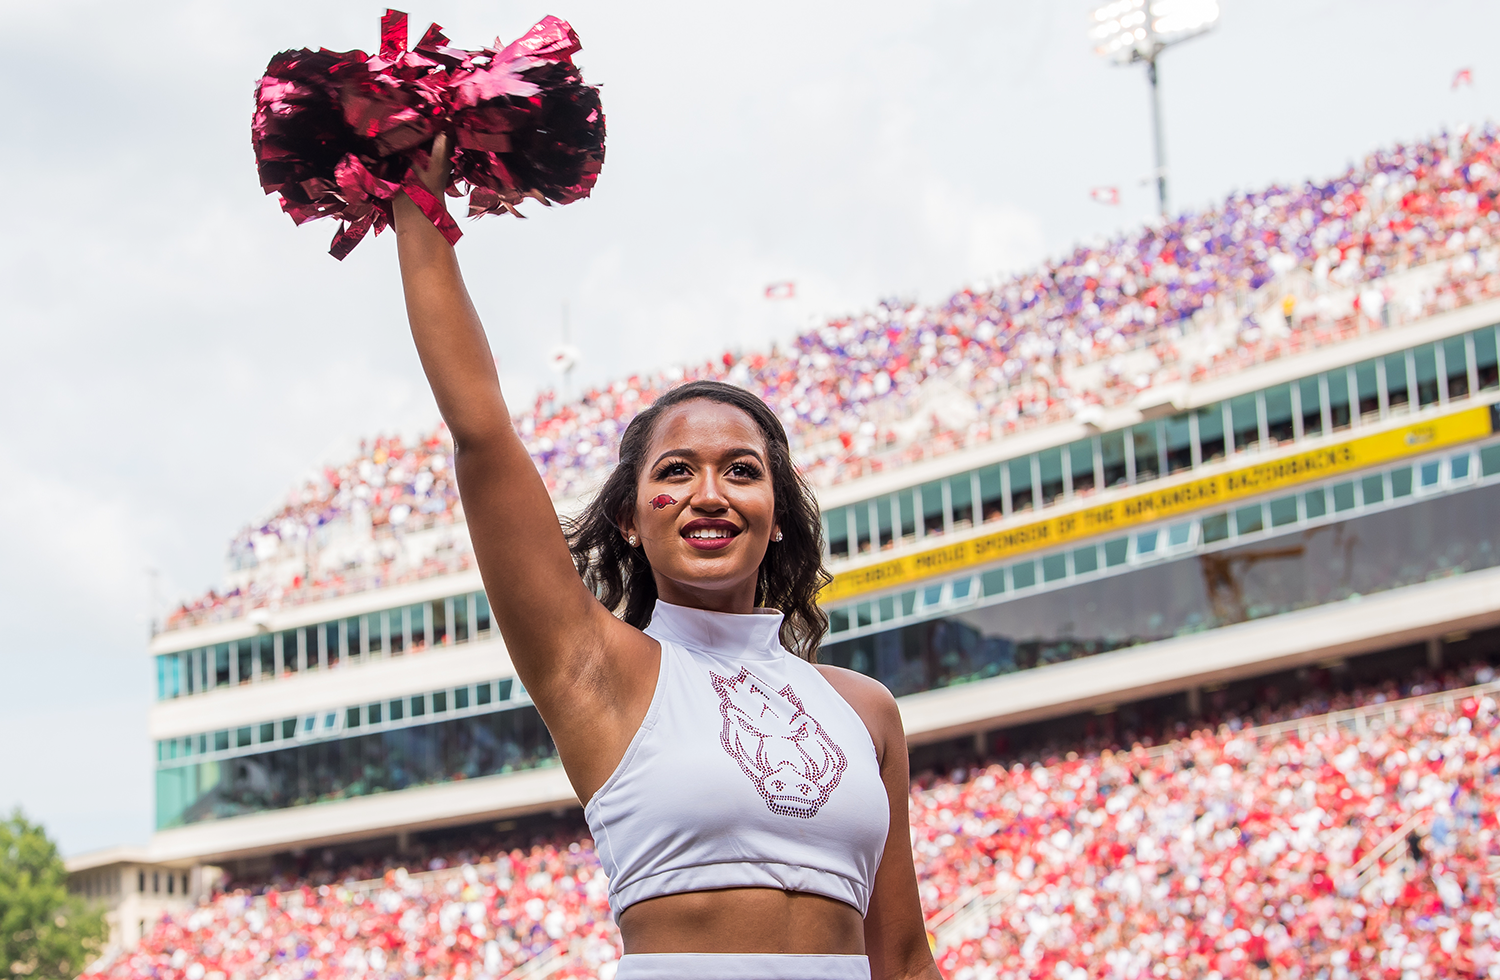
<box><xmin>815</xmin><ymin>664</ymin><xmax>902</xmax><ymax>757</ymax></box>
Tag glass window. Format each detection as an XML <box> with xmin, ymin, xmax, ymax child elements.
<box><xmin>409</xmin><ymin>603</ymin><xmax>427</xmax><ymax>651</ymax></box>
<box><xmin>1229</xmin><ymin>394</ymin><xmax>1260</xmax><ymax>453</ymax></box>
<box><xmin>1327</xmin><ymin>371</ymin><xmax>1352</xmax><ymax>430</ymax></box>
<box><xmin>1164</xmin><ymin>414</ymin><xmax>1192</xmax><ymax>473</ymax></box>
<box><xmin>877</xmin><ymin>495</ymin><xmax>895</xmax><ymax>546</ymax></box>
<box><xmin>476</xmin><ymin>592</ymin><xmax>492</xmax><ymax>635</ymax></box>
<box><xmin>1452</xmin><ymin>453</ymin><xmax>1472</xmax><ymax>480</ymax></box>
<box><xmin>854</xmin><ymin>504</ymin><xmax>872</xmax><ymax>554</ymax></box>
<box><xmin>236</xmin><ymin>726</ymin><xmax>252</xmax><ymax>748</ymax></box>
<box><xmin>1384</xmin><ymin>352</ymin><xmax>1411</xmax><ymax>414</ymax></box>
<box><xmin>900</xmin><ymin>591</ymin><xmax>916</xmax><ymax>616</ymax></box>
<box><xmin>433</xmin><ymin>598</ymin><xmax>448</xmax><ymax>646</ymax></box>
<box><xmin>475</xmin><ymin>682</ymin><xmax>492</xmax><ymax>706</ymax></box>
<box><xmin>346</xmin><ymin>706</ymin><xmax>361</xmax><ymax>728</ymax></box>
<box><xmin>432</xmin><ymin>690</ymin><xmax>448</xmax><ymax>713</ymax></box>
<box><xmin>856</xmin><ymin>603</ymin><xmax>873</xmax><ymax>628</ymax></box>
<box><xmin>1103</xmin><ymin>537</ymin><xmax>1129</xmax><ymax>566</ymax></box>
<box><xmin>1269</xmin><ymin>495</ymin><xmax>1299</xmax><ymax>527</ymax></box>
<box><xmin>1476</xmin><ymin>328</ymin><xmax>1499</xmax><ymax>390</ymax></box>
<box><xmin>236</xmin><ymin>641</ymin><xmax>252</xmax><ymax>685</ymax></box>
<box><xmin>1073</xmin><ymin>545</ymin><xmax>1099</xmax><ymax>575</ymax></box>
<box><xmin>878</xmin><ymin>595</ymin><xmax>896</xmax><ymax>621</ymax></box>
<box><xmin>259</xmin><ymin>721</ymin><xmax>275</xmax><ymax>743</ymax></box>
<box><xmin>980</xmin><ymin>569</ymin><xmax>1005</xmax><ymax>596</ymax></box>
<box><xmin>213</xmin><ymin>644</ymin><xmax>230</xmax><ymax>688</ymax></box>
<box><xmin>1011</xmin><ymin>561</ymin><xmax>1037</xmax><ymax>590</ymax></box>
<box><xmin>1201</xmin><ymin>513</ymin><xmax>1230</xmax><ymax>543</ymax></box>
<box><xmin>1297</xmin><ymin>377</ymin><xmax>1323</xmax><ymax>438</ymax></box>
<box><xmin>281</xmin><ymin>718</ymin><xmax>297</xmax><ymax>739</ymax></box>
<box><xmin>1413</xmin><ymin>344</ymin><xmax>1440</xmax><ymax>408</ymax></box>
<box><xmin>1481</xmin><ymin>444</ymin><xmax>1500</xmax><ymax>477</ymax></box>
<box><xmin>1195</xmin><ymin>405</ymin><xmax>1226</xmax><ymax>463</ymax></box>
<box><xmin>389</xmin><ymin>609</ymin><xmax>406</xmax><ymax>655</ymax></box>
<box><xmin>389</xmin><ymin>699</ymin><xmax>404</xmax><ymax>721</ymax></box>
<box><xmin>324</xmin><ymin>622</ymin><xmax>340</xmax><ymax>668</ymax></box>
<box><xmin>1361</xmin><ymin>474</ymin><xmax>1385</xmax><ymax>505</ymax></box>
<box><xmin>1332</xmin><ymin>481</ymin><xmax>1356</xmax><ymax>512</ymax></box>
<box><xmin>1420</xmin><ymin>460</ymin><xmax>1441</xmax><ymax>486</ymax></box>
<box><xmin>453</xmin><ymin>597</ymin><xmax>469</xmax><ymax>644</ymax></box>
<box><xmin>1100</xmin><ymin>432</ymin><xmax>1127</xmax><ymax>487</ymax></box>
<box><xmin>1304</xmin><ymin>487</ymin><xmax>1327</xmax><ymax>519</ymax></box>
<box><xmin>825</xmin><ymin>510</ymin><xmax>848</xmax><ymax>559</ymax></box>
<box><xmin>1136</xmin><ymin>530</ymin><xmax>1158</xmax><ymax>556</ymax></box>
<box><xmin>1354</xmin><ymin>360</ymin><xmax>1379</xmax><ymax>420</ymax></box>
<box><xmin>1131</xmin><ymin>424</ymin><xmax>1160</xmax><ymax>483</ymax></box>
<box><xmin>1167</xmin><ymin>522</ymin><xmax>1192</xmax><ymax>548</ymax></box>
<box><xmin>497</xmin><ymin>678</ymin><xmax>514</xmax><ymax>701</ymax></box>
<box><xmin>1007</xmin><ymin>458</ymin><xmax>1034</xmax><ymax>513</ymax></box>
<box><xmin>278</xmin><ymin>630</ymin><xmax>299</xmax><ymax>672</ymax></box>
<box><xmin>920</xmin><ymin>481</ymin><xmax>945</xmax><ymax>536</ymax></box>
<box><xmin>949</xmin><ymin>580</ymin><xmax>971</xmax><ymax>602</ymax></box>
<box><xmin>410</xmin><ymin>694</ymin><xmax>426</xmax><ymax>717</ymax></box>
<box><xmin>1038</xmin><ymin>449</ymin><xmax>1065</xmax><ymax>504</ymax></box>
<box><xmin>1041</xmin><ymin>553</ymin><xmax>1067</xmax><ymax>582</ymax></box>
<box><xmin>1443</xmin><ymin>335</ymin><xmax>1470</xmax><ymax>400</ymax></box>
<box><xmin>1068</xmin><ymin>440</ymin><xmax>1096</xmax><ymax>496</ymax></box>
<box><xmin>897</xmin><ymin>489</ymin><xmax>917</xmax><ymax>540</ymax></box>
<box><xmin>977</xmin><ymin>468</ymin><xmax>1003</xmax><ymax>523</ymax></box>
<box><xmin>1234</xmin><ymin>505</ymin><xmax>1264</xmax><ymax>535</ymax></box>
<box><xmin>1264</xmin><ymin>384</ymin><xmax>1294</xmax><ymax>445</ymax></box>
<box><xmin>454</xmin><ymin>686</ymin><xmax>470</xmax><ymax>710</ymax></box>
<box><xmin>829</xmin><ymin>608</ymin><xmax>849</xmax><ymax>633</ymax></box>
<box><xmin>1390</xmin><ymin>467</ymin><xmax>1413</xmax><ymax>498</ymax></box>
<box><xmin>949</xmin><ymin>475</ymin><xmax>975</xmax><ymax>529</ymax></box>
<box><xmin>213</xmin><ymin>730</ymin><xmax>229</xmax><ymax>752</ymax></box>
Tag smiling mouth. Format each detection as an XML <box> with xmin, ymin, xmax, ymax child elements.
<box><xmin>681</xmin><ymin>522</ymin><xmax>741</xmax><ymax>550</ymax></box>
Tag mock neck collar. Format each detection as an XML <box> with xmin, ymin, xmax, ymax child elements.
<box><xmin>646</xmin><ymin>599</ymin><xmax>786</xmax><ymax>661</ymax></box>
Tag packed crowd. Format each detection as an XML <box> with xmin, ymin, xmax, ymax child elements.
<box><xmin>90</xmin><ymin>660</ymin><xmax>1500</xmax><ymax>980</ymax></box>
<box><xmin>165</xmin><ymin>124</ymin><xmax>1500</xmax><ymax>629</ymax></box>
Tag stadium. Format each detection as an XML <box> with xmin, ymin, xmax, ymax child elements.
<box><xmin>68</xmin><ymin>125</ymin><xmax>1500</xmax><ymax>979</ymax></box>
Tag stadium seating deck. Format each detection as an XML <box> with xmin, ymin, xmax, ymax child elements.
<box><xmin>164</xmin><ymin>126</ymin><xmax>1500</xmax><ymax>631</ymax></box>
<box><xmin>89</xmin><ymin>662</ymin><xmax>1500</xmax><ymax>980</ymax></box>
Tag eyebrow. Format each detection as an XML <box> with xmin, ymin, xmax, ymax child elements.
<box><xmin>650</xmin><ymin>446</ymin><xmax>767</xmax><ymax>469</ymax></box>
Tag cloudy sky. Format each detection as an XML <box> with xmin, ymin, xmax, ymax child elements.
<box><xmin>2</xmin><ymin>0</ymin><xmax>1495</xmax><ymax>855</ymax></box>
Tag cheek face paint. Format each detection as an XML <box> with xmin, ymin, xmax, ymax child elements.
<box><xmin>650</xmin><ymin>494</ymin><xmax>677</xmax><ymax>510</ymax></box>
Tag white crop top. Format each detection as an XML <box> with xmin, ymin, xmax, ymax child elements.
<box><xmin>584</xmin><ymin>600</ymin><xmax>890</xmax><ymax>919</ymax></box>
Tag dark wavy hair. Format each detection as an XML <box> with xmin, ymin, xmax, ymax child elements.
<box><xmin>563</xmin><ymin>380</ymin><xmax>830</xmax><ymax>660</ymax></box>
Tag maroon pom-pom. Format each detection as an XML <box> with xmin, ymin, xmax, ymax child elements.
<box><xmin>252</xmin><ymin>10</ymin><xmax>606</xmax><ymax>259</ymax></box>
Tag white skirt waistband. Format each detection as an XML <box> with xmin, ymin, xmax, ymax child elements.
<box><xmin>613</xmin><ymin>953</ymin><xmax>870</xmax><ymax>980</ymax></box>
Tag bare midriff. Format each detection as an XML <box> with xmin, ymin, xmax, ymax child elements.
<box><xmin>619</xmin><ymin>888</ymin><xmax>865</xmax><ymax>955</ymax></box>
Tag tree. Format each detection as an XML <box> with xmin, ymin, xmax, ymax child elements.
<box><xmin>0</xmin><ymin>810</ymin><xmax>106</xmax><ymax>980</ymax></box>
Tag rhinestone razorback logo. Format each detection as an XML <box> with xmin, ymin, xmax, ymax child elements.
<box><xmin>711</xmin><ymin>667</ymin><xmax>847</xmax><ymax>818</ymax></box>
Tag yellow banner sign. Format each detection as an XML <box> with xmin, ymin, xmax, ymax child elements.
<box><xmin>820</xmin><ymin>405</ymin><xmax>1495</xmax><ymax>605</ymax></box>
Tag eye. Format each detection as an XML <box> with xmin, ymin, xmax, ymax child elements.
<box><xmin>728</xmin><ymin>461</ymin><xmax>764</xmax><ymax>479</ymax></box>
<box><xmin>653</xmin><ymin>461</ymin><xmax>690</xmax><ymax>480</ymax></box>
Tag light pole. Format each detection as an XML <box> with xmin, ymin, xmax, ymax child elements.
<box><xmin>1089</xmin><ymin>0</ymin><xmax>1220</xmax><ymax>217</ymax></box>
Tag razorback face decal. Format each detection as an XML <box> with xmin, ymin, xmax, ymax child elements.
<box><xmin>711</xmin><ymin>667</ymin><xmax>847</xmax><ymax>818</ymax></box>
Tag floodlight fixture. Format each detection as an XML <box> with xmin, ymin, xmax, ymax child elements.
<box><xmin>1089</xmin><ymin>0</ymin><xmax>1220</xmax><ymax>216</ymax></box>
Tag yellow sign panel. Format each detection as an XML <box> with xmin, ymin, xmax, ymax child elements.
<box><xmin>819</xmin><ymin>405</ymin><xmax>1495</xmax><ymax>605</ymax></box>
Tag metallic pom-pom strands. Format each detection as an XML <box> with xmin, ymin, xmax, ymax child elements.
<box><xmin>252</xmin><ymin>10</ymin><xmax>606</xmax><ymax>259</ymax></box>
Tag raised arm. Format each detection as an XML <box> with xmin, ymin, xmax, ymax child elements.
<box><xmin>391</xmin><ymin>137</ymin><xmax>655</xmax><ymax>799</ymax></box>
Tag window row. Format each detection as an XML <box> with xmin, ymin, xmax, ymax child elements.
<box><xmin>823</xmin><ymin>325</ymin><xmax>1500</xmax><ymax>559</ymax></box>
<box><xmin>155</xmin><ymin>704</ymin><xmax>556</xmax><ymax>829</ymax></box>
<box><xmin>827</xmin><ymin>439</ymin><xmax>1500</xmax><ymax>642</ymax></box>
<box><xmin>156</xmin><ymin>590</ymin><xmax>493</xmax><ymax>700</ymax></box>
<box><xmin>155</xmin><ymin>677</ymin><xmax>523</xmax><ymax>765</ymax></box>
<box><xmin>821</xmin><ymin>471</ymin><xmax>1500</xmax><ymax>697</ymax></box>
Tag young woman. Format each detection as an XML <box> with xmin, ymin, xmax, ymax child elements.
<box><xmin>392</xmin><ymin>136</ymin><xmax>942</xmax><ymax>980</ymax></box>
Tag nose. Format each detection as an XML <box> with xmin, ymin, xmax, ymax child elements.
<box><xmin>692</xmin><ymin>466</ymin><xmax>731</xmax><ymax>512</ymax></box>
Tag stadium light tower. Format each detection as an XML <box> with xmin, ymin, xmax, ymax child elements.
<box><xmin>1089</xmin><ymin>0</ymin><xmax>1219</xmax><ymax>217</ymax></box>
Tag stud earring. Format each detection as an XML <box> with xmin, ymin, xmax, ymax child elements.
<box><xmin>628</xmin><ymin>534</ymin><xmax>638</xmax><ymax>547</ymax></box>
<box><xmin>773</xmin><ymin>530</ymin><xmax>783</xmax><ymax>542</ymax></box>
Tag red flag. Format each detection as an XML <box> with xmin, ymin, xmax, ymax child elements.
<box><xmin>1089</xmin><ymin>186</ymin><xmax>1121</xmax><ymax>206</ymax></box>
<box><xmin>1453</xmin><ymin>68</ymin><xmax>1474</xmax><ymax>89</ymax></box>
<box><xmin>764</xmin><ymin>281</ymin><xmax>796</xmax><ymax>300</ymax></box>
